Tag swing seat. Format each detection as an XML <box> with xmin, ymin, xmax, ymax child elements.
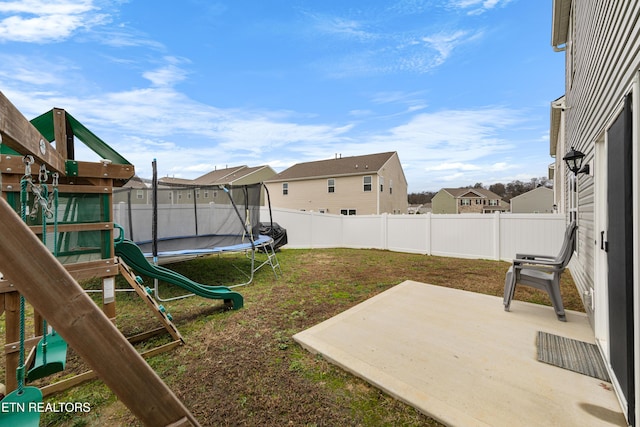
<box><xmin>0</xmin><ymin>386</ymin><xmax>42</xmax><ymax>426</ymax></box>
<box><xmin>27</xmin><ymin>331</ymin><xmax>67</xmax><ymax>382</ymax></box>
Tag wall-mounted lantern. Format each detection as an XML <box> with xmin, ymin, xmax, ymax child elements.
<box><xmin>562</xmin><ymin>146</ymin><xmax>590</xmax><ymax>175</ymax></box>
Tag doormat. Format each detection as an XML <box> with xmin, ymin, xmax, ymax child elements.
<box><xmin>537</xmin><ymin>331</ymin><xmax>610</xmax><ymax>382</ymax></box>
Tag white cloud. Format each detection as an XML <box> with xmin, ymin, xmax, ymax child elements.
<box><xmin>142</xmin><ymin>57</ymin><xmax>191</xmax><ymax>87</ymax></box>
<box><xmin>313</xmin><ymin>16</ymin><xmax>378</xmax><ymax>42</ymax></box>
<box><xmin>447</xmin><ymin>0</ymin><xmax>512</xmax><ymax>15</ymax></box>
<box><xmin>490</xmin><ymin>161</ymin><xmax>515</xmax><ymax>171</ymax></box>
<box><xmin>426</xmin><ymin>162</ymin><xmax>481</xmax><ymax>171</ymax></box>
<box><xmin>420</xmin><ymin>30</ymin><xmax>475</xmax><ymax>66</ymax></box>
<box><xmin>0</xmin><ymin>52</ymin><xmax>540</xmax><ymax>190</ymax></box>
<box><xmin>0</xmin><ymin>54</ymin><xmax>73</xmax><ymax>86</ymax></box>
<box><xmin>0</xmin><ymin>0</ymin><xmax>95</xmax><ymax>15</ymax></box>
<box><xmin>0</xmin><ymin>0</ymin><xmax>108</xmax><ymax>43</ymax></box>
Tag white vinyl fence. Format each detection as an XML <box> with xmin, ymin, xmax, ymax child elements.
<box><xmin>261</xmin><ymin>208</ymin><xmax>567</xmax><ymax>262</ymax></box>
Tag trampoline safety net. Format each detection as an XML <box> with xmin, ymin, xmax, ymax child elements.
<box><xmin>113</xmin><ymin>183</ymin><xmax>264</xmax><ymax>255</ymax></box>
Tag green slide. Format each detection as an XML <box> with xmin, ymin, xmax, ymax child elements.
<box><xmin>114</xmin><ymin>239</ymin><xmax>243</xmax><ymax>309</ymax></box>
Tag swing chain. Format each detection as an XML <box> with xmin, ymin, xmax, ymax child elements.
<box><xmin>47</xmin><ymin>172</ymin><xmax>59</xmax><ymax>213</ymax></box>
<box><xmin>29</xmin><ymin>164</ymin><xmax>54</xmax><ymax>220</ymax></box>
<box><xmin>22</xmin><ymin>155</ymin><xmax>34</xmax><ymax>179</ymax></box>
<box><xmin>38</xmin><ymin>163</ymin><xmax>48</xmax><ymax>184</ymax></box>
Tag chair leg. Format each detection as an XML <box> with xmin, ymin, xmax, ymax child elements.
<box><xmin>546</xmin><ymin>279</ymin><xmax>566</xmax><ymax>322</ymax></box>
<box><xmin>503</xmin><ymin>267</ymin><xmax>516</xmax><ymax>311</ymax></box>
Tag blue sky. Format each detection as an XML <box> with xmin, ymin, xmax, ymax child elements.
<box><xmin>0</xmin><ymin>0</ymin><xmax>564</xmax><ymax>192</ymax></box>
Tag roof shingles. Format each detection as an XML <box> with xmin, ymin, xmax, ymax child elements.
<box><xmin>269</xmin><ymin>152</ymin><xmax>397</xmax><ymax>181</ymax></box>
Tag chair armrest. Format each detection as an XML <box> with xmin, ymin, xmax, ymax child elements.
<box><xmin>515</xmin><ymin>253</ymin><xmax>556</xmax><ymax>260</ymax></box>
<box><xmin>513</xmin><ymin>258</ymin><xmax>563</xmax><ymax>272</ymax></box>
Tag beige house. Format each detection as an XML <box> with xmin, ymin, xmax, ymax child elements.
<box><xmin>509</xmin><ymin>186</ymin><xmax>554</xmax><ymax>213</ymax></box>
<box><xmin>116</xmin><ymin>165</ymin><xmax>276</xmax><ymax>205</ymax></box>
<box><xmin>551</xmin><ymin>2</ymin><xmax>639</xmax><ymax>422</ymax></box>
<box><xmin>264</xmin><ymin>152</ymin><xmax>408</xmax><ymax>215</ymax></box>
<box><xmin>431</xmin><ymin>188</ymin><xmax>508</xmax><ymax>214</ymax></box>
<box><xmin>159</xmin><ymin>164</ymin><xmax>276</xmax><ymax>187</ymax></box>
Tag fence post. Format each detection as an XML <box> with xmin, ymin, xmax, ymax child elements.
<box><xmin>426</xmin><ymin>212</ymin><xmax>432</xmax><ymax>255</ymax></box>
<box><xmin>310</xmin><ymin>211</ymin><xmax>315</xmax><ymax>249</ymax></box>
<box><xmin>382</xmin><ymin>213</ymin><xmax>388</xmax><ymax>250</ymax></box>
<box><xmin>493</xmin><ymin>211</ymin><xmax>501</xmax><ymax>260</ymax></box>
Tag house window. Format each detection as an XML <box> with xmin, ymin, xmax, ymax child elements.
<box><xmin>136</xmin><ymin>190</ymin><xmax>144</xmax><ymax>199</ymax></box>
<box><xmin>328</xmin><ymin>179</ymin><xmax>335</xmax><ymax>193</ymax></box>
<box><xmin>340</xmin><ymin>209</ymin><xmax>357</xmax><ymax>215</ymax></box>
<box><xmin>380</xmin><ymin>177</ymin><xmax>384</xmax><ymax>192</ymax></box>
<box><xmin>489</xmin><ymin>199</ymin><xmax>498</xmax><ymax>206</ymax></box>
<box><xmin>363</xmin><ymin>176</ymin><xmax>372</xmax><ymax>192</ymax></box>
<box><xmin>475</xmin><ymin>199</ymin><xmax>482</xmax><ymax>205</ymax></box>
<box><xmin>389</xmin><ymin>179</ymin><xmax>393</xmax><ymax>194</ymax></box>
<box><xmin>204</xmin><ymin>190</ymin><xmax>209</xmax><ymax>199</ymax></box>
<box><xmin>461</xmin><ymin>199</ymin><xmax>471</xmax><ymax>206</ymax></box>
<box><xmin>283</xmin><ymin>183</ymin><xmax>289</xmax><ymax>195</ymax></box>
<box><xmin>195</xmin><ymin>189</ymin><xmax>200</xmax><ymax>199</ymax></box>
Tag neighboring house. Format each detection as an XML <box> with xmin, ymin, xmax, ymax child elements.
<box><xmin>190</xmin><ymin>165</ymin><xmax>276</xmax><ymax>186</ymax></box>
<box><xmin>509</xmin><ymin>186</ymin><xmax>554</xmax><ymax>213</ymax></box>
<box><xmin>431</xmin><ymin>188</ymin><xmax>508</xmax><ymax>214</ymax></box>
<box><xmin>551</xmin><ymin>1</ymin><xmax>638</xmax><ymax>424</ymax></box>
<box><xmin>115</xmin><ymin>165</ymin><xmax>276</xmax><ymax>206</ymax></box>
<box><xmin>160</xmin><ymin>165</ymin><xmax>277</xmax><ymax>205</ymax></box>
<box><xmin>264</xmin><ymin>152</ymin><xmax>408</xmax><ymax>215</ymax></box>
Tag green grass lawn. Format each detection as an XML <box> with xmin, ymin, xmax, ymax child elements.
<box><xmin>1</xmin><ymin>248</ymin><xmax>582</xmax><ymax>426</ymax></box>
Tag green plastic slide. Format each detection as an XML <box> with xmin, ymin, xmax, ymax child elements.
<box><xmin>114</xmin><ymin>239</ymin><xmax>243</xmax><ymax>309</ymax></box>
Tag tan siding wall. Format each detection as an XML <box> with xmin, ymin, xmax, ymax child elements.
<box><xmin>510</xmin><ymin>188</ymin><xmax>554</xmax><ymax>213</ymax></box>
<box><xmin>561</xmin><ymin>1</ymin><xmax>640</xmax><ymax>303</ymax></box>
<box><xmin>431</xmin><ymin>191</ymin><xmax>456</xmax><ymax>214</ymax></box>
<box><xmin>265</xmin><ymin>175</ymin><xmax>379</xmax><ymax>214</ymax></box>
<box><xmin>378</xmin><ymin>154</ymin><xmax>409</xmax><ymax>214</ymax></box>
<box><xmin>265</xmin><ymin>154</ymin><xmax>409</xmax><ymax>215</ymax></box>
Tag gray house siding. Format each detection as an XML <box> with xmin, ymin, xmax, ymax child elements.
<box><xmin>558</xmin><ymin>1</ymin><xmax>640</xmax><ymax>310</ymax></box>
<box><xmin>553</xmin><ymin>1</ymin><xmax>640</xmax><ymax>423</ymax></box>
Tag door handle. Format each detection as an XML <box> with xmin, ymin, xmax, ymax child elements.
<box><xmin>601</xmin><ymin>231</ymin><xmax>609</xmax><ymax>252</ymax></box>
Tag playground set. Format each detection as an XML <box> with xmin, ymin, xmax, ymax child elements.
<box><xmin>0</xmin><ymin>91</ymin><xmax>221</xmax><ymax>426</ymax></box>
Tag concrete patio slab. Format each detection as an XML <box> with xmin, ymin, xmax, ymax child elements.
<box><xmin>293</xmin><ymin>280</ymin><xmax>626</xmax><ymax>427</ymax></box>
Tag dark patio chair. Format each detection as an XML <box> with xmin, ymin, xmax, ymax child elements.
<box><xmin>503</xmin><ymin>221</ymin><xmax>577</xmax><ymax>321</ymax></box>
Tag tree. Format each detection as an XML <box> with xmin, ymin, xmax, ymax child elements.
<box><xmin>489</xmin><ymin>182</ymin><xmax>506</xmax><ymax>197</ymax></box>
<box><xmin>407</xmin><ymin>191</ymin><xmax>436</xmax><ymax>205</ymax></box>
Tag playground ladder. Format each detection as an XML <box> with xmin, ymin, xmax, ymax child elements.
<box><xmin>118</xmin><ymin>259</ymin><xmax>184</xmax><ymax>344</ymax></box>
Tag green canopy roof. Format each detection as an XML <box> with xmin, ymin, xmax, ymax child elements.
<box><xmin>29</xmin><ymin>109</ymin><xmax>131</xmax><ymax>165</ymax></box>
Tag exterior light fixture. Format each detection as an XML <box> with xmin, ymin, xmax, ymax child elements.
<box><xmin>562</xmin><ymin>146</ymin><xmax>589</xmax><ymax>175</ymax></box>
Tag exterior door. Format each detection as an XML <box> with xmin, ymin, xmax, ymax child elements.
<box><xmin>606</xmin><ymin>94</ymin><xmax>635</xmax><ymax>425</ymax></box>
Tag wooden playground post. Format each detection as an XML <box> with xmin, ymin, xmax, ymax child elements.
<box><xmin>0</xmin><ymin>197</ymin><xmax>200</xmax><ymax>427</ymax></box>
<box><xmin>3</xmin><ymin>289</ymin><xmax>20</xmax><ymax>393</ymax></box>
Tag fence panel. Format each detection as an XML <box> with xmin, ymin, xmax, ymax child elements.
<box><xmin>430</xmin><ymin>214</ymin><xmax>496</xmax><ymax>259</ymax></box>
<box><xmin>118</xmin><ymin>204</ymin><xmax>567</xmax><ymax>261</ymax></box>
<box><xmin>499</xmin><ymin>214</ymin><xmax>566</xmax><ymax>260</ymax></box>
<box><xmin>261</xmin><ymin>208</ymin><xmax>566</xmax><ymax>261</ymax></box>
<box><xmin>386</xmin><ymin>214</ymin><xmax>430</xmax><ymax>254</ymax></box>
<box><xmin>342</xmin><ymin>215</ymin><xmax>385</xmax><ymax>249</ymax></box>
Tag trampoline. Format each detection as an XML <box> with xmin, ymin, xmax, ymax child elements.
<box><xmin>113</xmin><ymin>162</ymin><xmax>282</xmax><ymax>299</ymax></box>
